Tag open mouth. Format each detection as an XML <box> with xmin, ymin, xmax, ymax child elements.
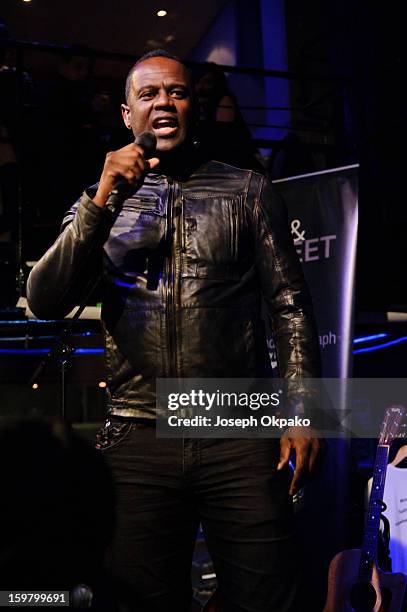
<box><xmin>152</xmin><ymin>116</ymin><xmax>178</xmax><ymax>137</ymax></box>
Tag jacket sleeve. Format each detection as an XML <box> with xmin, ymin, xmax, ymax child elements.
<box><xmin>26</xmin><ymin>191</ymin><xmax>114</xmax><ymax>319</ymax></box>
<box><xmin>250</xmin><ymin>173</ymin><xmax>321</xmax><ymax>379</ymax></box>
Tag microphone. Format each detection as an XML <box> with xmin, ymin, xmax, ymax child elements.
<box><xmin>135</xmin><ymin>131</ymin><xmax>157</xmax><ymax>157</ymax></box>
<box><xmin>104</xmin><ymin>131</ymin><xmax>157</xmax><ymax>214</ymax></box>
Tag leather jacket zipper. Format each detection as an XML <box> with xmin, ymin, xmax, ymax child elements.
<box><xmin>230</xmin><ymin>199</ymin><xmax>238</xmax><ymax>259</ymax></box>
<box><xmin>166</xmin><ymin>178</ymin><xmax>178</xmax><ymax>376</ymax></box>
<box><xmin>180</xmin><ymin>196</ymin><xmax>186</xmax><ymax>253</ymax></box>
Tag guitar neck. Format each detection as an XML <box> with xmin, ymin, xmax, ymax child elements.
<box><xmin>358</xmin><ymin>444</ymin><xmax>389</xmax><ymax>582</ymax></box>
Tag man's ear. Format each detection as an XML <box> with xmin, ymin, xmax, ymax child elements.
<box><xmin>121</xmin><ymin>104</ymin><xmax>132</xmax><ymax>129</ymax></box>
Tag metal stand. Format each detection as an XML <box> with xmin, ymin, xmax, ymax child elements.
<box><xmin>59</xmin><ymin>343</ymin><xmax>76</xmax><ymax>422</ymax></box>
<box><xmin>28</xmin><ymin>277</ymin><xmax>100</xmax><ymax>421</ymax></box>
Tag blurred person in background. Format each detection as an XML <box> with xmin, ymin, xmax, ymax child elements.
<box><xmin>0</xmin><ymin>418</ymin><xmax>116</xmax><ymax>608</ymax></box>
<box><xmin>0</xmin><ymin>18</ymin><xmax>33</xmax><ymax>306</ymax></box>
<box><xmin>193</xmin><ymin>61</ymin><xmax>264</xmax><ymax>173</ymax></box>
<box><xmin>34</xmin><ymin>45</ymin><xmax>96</xmax><ymax>223</ymax></box>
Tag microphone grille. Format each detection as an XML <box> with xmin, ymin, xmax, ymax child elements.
<box><xmin>135</xmin><ymin>131</ymin><xmax>157</xmax><ymax>156</ymax></box>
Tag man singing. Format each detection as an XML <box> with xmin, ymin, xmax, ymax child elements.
<box><xmin>27</xmin><ymin>50</ymin><xmax>321</xmax><ymax>611</ymax></box>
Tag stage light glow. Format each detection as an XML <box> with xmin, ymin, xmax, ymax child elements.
<box><xmin>32</xmin><ymin>383</ymin><xmax>39</xmax><ymax>390</ymax></box>
<box><xmin>353</xmin><ymin>334</ymin><xmax>407</xmax><ymax>355</ymax></box>
<box><xmin>98</xmin><ymin>381</ymin><xmax>107</xmax><ymax>388</ymax></box>
<box><xmin>23</xmin><ymin>0</ymin><xmax>32</xmax><ymax>3</ymax></box>
<box><xmin>157</xmin><ymin>9</ymin><xmax>167</xmax><ymax>17</ymax></box>
<box><xmin>0</xmin><ymin>347</ymin><xmax>104</xmax><ymax>354</ymax></box>
<box><xmin>353</xmin><ymin>333</ymin><xmax>389</xmax><ymax>344</ymax></box>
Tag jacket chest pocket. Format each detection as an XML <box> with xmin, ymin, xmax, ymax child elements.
<box><xmin>181</xmin><ymin>194</ymin><xmax>241</xmax><ymax>279</ymax></box>
<box><xmin>105</xmin><ymin>197</ymin><xmax>166</xmax><ymax>273</ymax></box>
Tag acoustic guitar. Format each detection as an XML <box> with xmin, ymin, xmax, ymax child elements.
<box><xmin>324</xmin><ymin>405</ymin><xmax>407</xmax><ymax>612</ymax></box>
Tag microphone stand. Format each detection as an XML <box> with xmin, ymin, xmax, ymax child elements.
<box><xmin>28</xmin><ymin>276</ymin><xmax>100</xmax><ymax>422</ymax></box>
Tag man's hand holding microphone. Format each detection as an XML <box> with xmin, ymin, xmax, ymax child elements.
<box><xmin>93</xmin><ymin>132</ymin><xmax>159</xmax><ymax>209</ymax></box>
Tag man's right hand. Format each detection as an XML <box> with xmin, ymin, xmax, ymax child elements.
<box><xmin>93</xmin><ymin>142</ymin><xmax>160</xmax><ymax>208</ymax></box>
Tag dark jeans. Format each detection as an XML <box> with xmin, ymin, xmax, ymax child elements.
<box><xmin>97</xmin><ymin>418</ymin><xmax>299</xmax><ymax>612</ymax></box>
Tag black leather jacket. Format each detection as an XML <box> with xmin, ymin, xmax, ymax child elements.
<box><xmin>27</xmin><ymin>159</ymin><xmax>320</xmax><ymax>418</ymax></box>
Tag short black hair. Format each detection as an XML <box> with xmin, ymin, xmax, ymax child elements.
<box><xmin>125</xmin><ymin>49</ymin><xmax>189</xmax><ymax>103</ymax></box>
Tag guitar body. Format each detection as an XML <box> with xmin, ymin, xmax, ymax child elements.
<box><xmin>324</xmin><ymin>407</ymin><xmax>407</xmax><ymax>612</ymax></box>
<box><xmin>324</xmin><ymin>549</ymin><xmax>407</xmax><ymax>612</ymax></box>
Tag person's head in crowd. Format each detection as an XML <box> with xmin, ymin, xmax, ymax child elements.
<box><xmin>0</xmin><ymin>418</ymin><xmax>115</xmax><ymax>590</ymax></box>
<box><xmin>0</xmin><ymin>18</ymin><xmax>16</xmax><ymax>68</ymax></box>
<box><xmin>194</xmin><ymin>62</ymin><xmax>229</xmax><ymax>101</ymax></box>
<box><xmin>0</xmin><ymin>19</ymin><xmax>8</xmax><ymax>66</ymax></box>
<box><xmin>193</xmin><ymin>61</ymin><xmax>238</xmax><ymax>123</ymax></box>
<box><xmin>58</xmin><ymin>45</ymin><xmax>93</xmax><ymax>81</ymax></box>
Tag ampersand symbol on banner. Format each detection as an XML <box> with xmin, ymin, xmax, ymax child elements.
<box><xmin>291</xmin><ymin>219</ymin><xmax>305</xmax><ymax>241</ymax></box>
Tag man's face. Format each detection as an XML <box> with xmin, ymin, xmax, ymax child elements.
<box><xmin>122</xmin><ymin>57</ymin><xmax>193</xmax><ymax>153</ymax></box>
